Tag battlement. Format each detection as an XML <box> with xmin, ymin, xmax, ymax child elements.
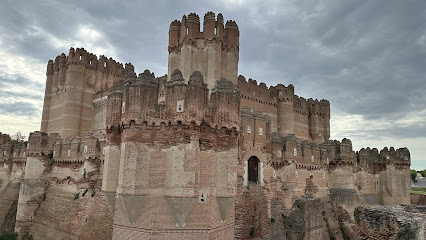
<box><xmin>47</xmin><ymin>47</ymin><xmax>134</xmax><ymax>77</ymax></box>
<box><xmin>269</xmin><ymin>133</ymin><xmax>329</xmax><ymax>169</ymax></box>
<box><xmin>0</xmin><ymin>138</ymin><xmax>27</xmax><ymax>162</ymax></box>
<box><xmin>0</xmin><ymin>132</ymin><xmax>11</xmax><ymax>144</ymax></box>
<box><xmin>105</xmin><ymin>69</ymin><xmax>239</xmax><ymax>130</ymax></box>
<box><xmin>238</xmin><ymin>75</ymin><xmax>275</xmax><ymax>105</ymax></box>
<box><xmin>358</xmin><ymin>146</ymin><xmax>410</xmax><ymax>169</ymax></box>
<box><xmin>169</xmin><ymin>11</ymin><xmax>238</xmax><ymax>51</ymax></box>
<box><xmin>168</xmin><ymin>11</ymin><xmax>239</xmax><ymax>92</ymax></box>
<box><xmin>319</xmin><ymin>138</ymin><xmax>355</xmax><ymax>165</ymax></box>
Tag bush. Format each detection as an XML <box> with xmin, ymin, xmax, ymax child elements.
<box><xmin>0</xmin><ymin>232</ymin><xmax>18</xmax><ymax>240</ymax></box>
<box><xmin>421</xmin><ymin>169</ymin><xmax>426</xmax><ymax>177</ymax></box>
<box><xmin>354</xmin><ymin>209</ymin><xmax>360</xmax><ymax>223</ymax></box>
<box><xmin>395</xmin><ymin>225</ymin><xmax>418</xmax><ymax>240</ymax></box>
<box><xmin>22</xmin><ymin>232</ymin><xmax>33</xmax><ymax>240</ymax></box>
<box><xmin>250</xmin><ymin>228</ymin><xmax>255</xmax><ymax>237</ymax></box>
<box><xmin>411</xmin><ymin>170</ymin><xmax>417</xmax><ymax>181</ymax></box>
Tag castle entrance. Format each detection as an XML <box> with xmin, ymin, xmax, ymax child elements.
<box><xmin>248</xmin><ymin>156</ymin><xmax>260</xmax><ymax>183</ymax></box>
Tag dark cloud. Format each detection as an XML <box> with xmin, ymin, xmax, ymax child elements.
<box><xmin>0</xmin><ymin>0</ymin><xmax>425</xmax><ymax>147</ymax></box>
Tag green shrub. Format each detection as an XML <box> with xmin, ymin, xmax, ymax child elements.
<box><xmin>338</xmin><ymin>219</ymin><xmax>350</xmax><ymax>240</ymax></box>
<box><xmin>395</xmin><ymin>225</ymin><xmax>418</xmax><ymax>240</ymax></box>
<box><xmin>354</xmin><ymin>209</ymin><xmax>361</xmax><ymax>223</ymax></box>
<box><xmin>250</xmin><ymin>228</ymin><xmax>255</xmax><ymax>237</ymax></box>
<box><xmin>411</xmin><ymin>170</ymin><xmax>417</xmax><ymax>181</ymax></box>
<box><xmin>22</xmin><ymin>232</ymin><xmax>33</xmax><ymax>240</ymax></box>
<box><xmin>0</xmin><ymin>232</ymin><xmax>18</xmax><ymax>240</ymax></box>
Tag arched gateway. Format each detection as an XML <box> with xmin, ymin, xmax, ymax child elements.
<box><xmin>248</xmin><ymin>156</ymin><xmax>260</xmax><ymax>183</ymax></box>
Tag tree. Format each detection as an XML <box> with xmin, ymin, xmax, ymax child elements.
<box><xmin>421</xmin><ymin>169</ymin><xmax>426</xmax><ymax>178</ymax></box>
<box><xmin>411</xmin><ymin>169</ymin><xmax>417</xmax><ymax>181</ymax></box>
<box><xmin>11</xmin><ymin>132</ymin><xmax>26</xmax><ymax>142</ymax></box>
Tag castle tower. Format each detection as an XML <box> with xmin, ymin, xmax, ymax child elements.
<box><xmin>276</xmin><ymin>84</ymin><xmax>295</xmax><ymax>137</ymax></box>
<box><xmin>168</xmin><ymin>12</ymin><xmax>239</xmax><ymax>93</ymax></box>
<box><xmin>165</xmin><ymin>69</ymin><xmax>187</xmax><ymax>119</ymax></box>
<box><xmin>121</xmin><ymin>70</ymin><xmax>158</xmax><ymax>123</ymax></box>
<box><xmin>39</xmin><ymin>46</ymin><xmax>134</xmax><ymax>139</ymax></box>
<box><xmin>308</xmin><ymin>98</ymin><xmax>324</xmax><ymax>143</ymax></box>
<box><xmin>185</xmin><ymin>71</ymin><xmax>209</xmax><ymax>122</ymax></box>
<box><xmin>40</xmin><ymin>60</ymin><xmax>54</xmax><ymax>132</ymax></box>
<box><xmin>210</xmin><ymin>78</ymin><xmax>240</xmax><ymax>127</ymax></box>
<box><xmin>320</xmin><ymin>99</ymin><xmax>330</xmax><ymax>141</ymax></box>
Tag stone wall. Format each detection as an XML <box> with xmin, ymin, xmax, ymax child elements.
<box><xmin>354</xmin><ymin>205</ymin><xmax>426</xmax><ymax>240</ymax></box>
<box><xmin>411</xmin><ymin>193</ymin><xmax>426</xmax><ymax>205</ymax></box>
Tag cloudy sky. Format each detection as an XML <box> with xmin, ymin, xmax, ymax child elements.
<box><xmin>0</xmin><ymin>0</ymin><xmax>425</xmax><ymax>166</ymax></box>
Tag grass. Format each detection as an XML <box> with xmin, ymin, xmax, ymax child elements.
<box><xmin>411</xmin><ymin>187</ymin><xmax>426</xmax><ymax>195</ymax></box>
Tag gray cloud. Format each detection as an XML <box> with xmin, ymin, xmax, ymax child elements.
<box><xmin>0</xmin><ymin>0</ymin><xmax>425</xmax><ymax>158</ymax></box>
<box><xmin>0</xmin><ymin>102</ymin><xmax>39</xmax><ymax>117</ymax></box>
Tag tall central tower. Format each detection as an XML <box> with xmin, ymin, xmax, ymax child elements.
<box><xmin>168</xmin><ymin>12</ymin><xmax>239</xmax><ymax>92</ymax></box>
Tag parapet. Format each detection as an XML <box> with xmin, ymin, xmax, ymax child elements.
<box><xmin>238</xmin><ymin>75</ymin><xmax>275</xmax><ymax>104</ymax></box>
<box><xmin>167</xmin><ymin>69</ymin><xmax>185</xmax><ymax>86</ymax></box>
<box><xmin>169</xmin><ymin>11</ymin><xmax>238</xmax><ymax>52</ymax></box>
<box><xmin>49</xmin><ymin>47</ymin><xmax>134</xmax><ymax>78</ymax></box>
<box><xmin>212</xmin><ymin>78</ymin><xmax>239</xmax><ymax>94</ymax></box>
<box><xmin>204</xmin><ymin>11</ymin><xmax>215</xmax><ymax>23</ymax></box>
<box><xmin>225</xmin><ymin>20</ymin><xmax>239</xmax><ymax>31</ymax></box>
<box><xmin>293</xmin><ymin>95</ymin><xmax>309</xmax><ymax>113</ymax></box>
<box><xmin>188</xmin><ymin>71</ymin><xmax>207</xmax><ymax>88</ymax></box>
<box><xmin>187</xmin><ymin>13</ymin><xmax>200</xmax><ymax>24</ymax></box>
<box><xmin>0</xmin><ymin>132</ymin><xmax>11</xmax><ymax>144</ymax></box>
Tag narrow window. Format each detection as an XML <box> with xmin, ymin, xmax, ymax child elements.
<box><xmin>177</xmin><ymin>100</ymin><xmax>184</xmax><ymax>112</ymax></box>
<box><xmin>84</xmin><ymin>145</ymin><xmax>88</xmax><ymax>153</ymax></box>
<box><xmin>259</xmin><ymin>127</ymin><xmax>263</xmax><ymax>136</ymax></box>
<box><xmin>294</xmin><ymin>147</ymin><xmax>297</xmax><ymax>156</ymax></box>
<box><xmin>311</xmin><ymin>155</ymin><xmax>314</xmax><ymax>162</ymax></box>
<box><xmin>67</xmin><ymin>149</ymin><xmax>71</xmax><ymax>157</ymax></box>
<box><xmin>186</xmin><ymin>27</ymin><xmax>189</xmax><ymax>35</ymax></box>
<box><xmin>80</xmin><ymin>55</ymin><xmax>82</xmax><ymax>61</ymax></box>
<box><xmin>247</xmin><ymin>125</ymin><xmax>251</xmax><ymax>134</ymax></box>
<box><xmin>248</xmin><ymin>156</ymin><xmax>259</xmax><ymax>183</ymax></box>
<box><xmin>214</xmin><ymin>27</ymin><xmax>217</xmax><ymax>35</ymax></box>
<box><xmin>104</xmin><ymin>62</ymin><xmax>107</xmax><ymax>67</ymax></box>
<box><xmin>277</xmin><ymin>150</ymin><xmax>282</xmax><ymax>157</ymax></box>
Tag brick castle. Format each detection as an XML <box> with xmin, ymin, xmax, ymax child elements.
<box><xmin>0</xmin><ymin>12</ymin><xmax>415</xmax><ymax>239</ymax></box>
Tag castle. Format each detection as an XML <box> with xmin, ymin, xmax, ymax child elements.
<box><xmin>0</xmin><ymin>12</ymin><xmax>415</xmax><ymax>240</ymax></box>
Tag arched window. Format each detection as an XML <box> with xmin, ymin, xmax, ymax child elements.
<box><xmin>248</xmin><ymin>156</ymin><xmax>259</xmax><ymax>183</ymax></box>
